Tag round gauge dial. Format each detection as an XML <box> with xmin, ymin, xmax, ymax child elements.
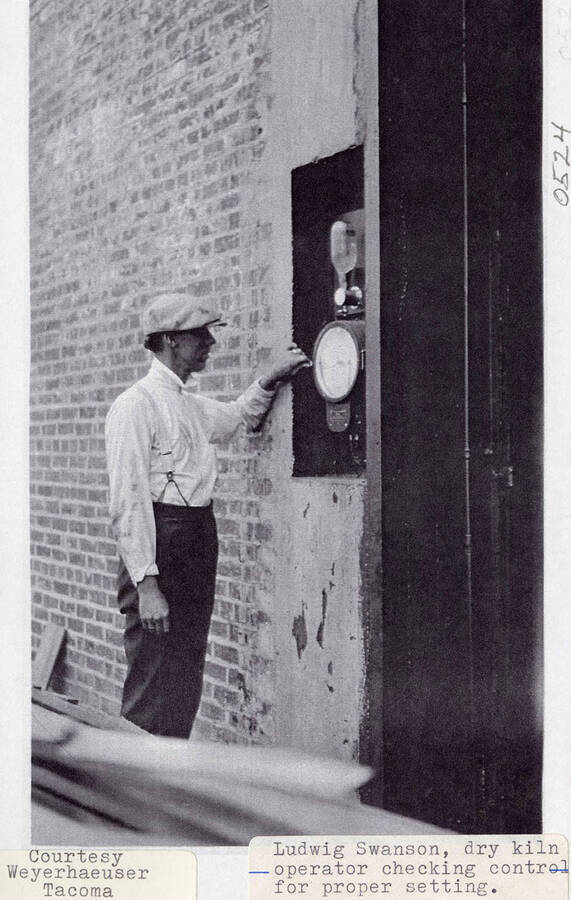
<box><xmin>313</xmin><ymin>323</ymin><xmax>361</xmax><ymax>402</ymax></box>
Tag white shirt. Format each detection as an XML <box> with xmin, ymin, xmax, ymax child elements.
<box><xmin>105</xmin><ymin>357</ymin><xmax>275</xmax><ymax>585</ymax></box>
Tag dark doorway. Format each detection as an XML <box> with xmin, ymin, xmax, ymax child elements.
<box><xmin>361</xmin><ymin>0</ymin><xmax>542</xmax><ymax>832</ymax></box>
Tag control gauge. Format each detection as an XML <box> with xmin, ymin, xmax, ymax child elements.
<box><xmin>313</xmin><ymin>321</ymin><xmax>365</xmax><ymax>431</ymax></box>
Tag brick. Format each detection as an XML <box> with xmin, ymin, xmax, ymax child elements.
<box><xmin>204</xmin><ymin>660</ymin><xmax>227</xmax><ymax>683</ymax></box>
<box><xmin>199</xmin><ymin>701</ymin><xmax>225</xmax><ymax>722</ymax></box>
<box><xmin>209</xmin><ymin>619</ymin><xmax>229</xmax><ymax>638</ymax></box>
<box><xmin>213</xmin><ymin>685</ymin><xmax>240</xmax><ymax>706</ymax></box>
<box><xmin>213</xmin><ymin>643</ymin><xmax>240</xmax><ymax>665</ymax></box>
<box><xmin>85</xmin><ymin>623</ymin><xmax>104</xmax><ymax>639</ymax></box>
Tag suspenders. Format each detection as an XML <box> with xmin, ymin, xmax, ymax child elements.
<box><xmin>134</xmin><ymin>383</ymin><xmax>190</xmax><ymax>506</ymax></box>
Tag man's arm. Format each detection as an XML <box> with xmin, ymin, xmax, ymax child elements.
<box><xmin>258</xmin><ymin>343</ymin><xmax>311</xmax><ymax>391</ymax></box>
<box><xmin>203</xmin><ymin>343</ymin><xmax>311</xmax><ymax>441</ymax></box>
<box><xmin>105</xmin><ymin>394</ymin><xmax>170</xmax><ymax>634</ymax></box>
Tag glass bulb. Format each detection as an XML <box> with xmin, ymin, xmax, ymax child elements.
<box><xmin>330</xmin><ymin>221</ymin><xmax>358</xmax><ymax>279</ymax></box>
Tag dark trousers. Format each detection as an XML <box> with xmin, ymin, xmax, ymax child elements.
<box><xmin>117</xmin><ymin>503</ymin><xmax>218</xmax><ymax>738</ymax></box>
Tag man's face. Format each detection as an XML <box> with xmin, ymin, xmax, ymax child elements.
<box><xmin>174</xmin><ymin>326</ymin><xmax>216</xmax><ymax>378</ymax></box>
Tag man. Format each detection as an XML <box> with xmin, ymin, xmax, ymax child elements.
<box><xmin>105</xmin><ymin>291</ymin><xmax>310</xmax><ymax>737</ymax></box>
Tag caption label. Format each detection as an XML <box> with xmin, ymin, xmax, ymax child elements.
<box><xmin>249</xmin><ymin>834</ymin><xmax>568</xmax><ymax>899</ymax></box>
<box><xmin>0</xmin><ymin>849</ymin><xmax>196</xmax><ymax>900</ymax></box>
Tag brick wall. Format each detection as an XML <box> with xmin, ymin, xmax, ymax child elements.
<box><xmin>30</xmin><ymin>0</ymin><xmax>279</xmax><ymax>738</ymax></box>
<box><xmin>30</xmin><ymin>0</ymin><xmax>372</xmax><ymax>752</ymax></box>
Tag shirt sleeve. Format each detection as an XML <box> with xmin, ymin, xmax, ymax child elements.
<box><xmin>199</xmin><ymin>378</ymin><xmax>276</xmax><ymax>443</ymax></box>
<box><xmin>105</xmin><ymin>393</ymin><xmax>160</xmax><ymax>586</ymax></box>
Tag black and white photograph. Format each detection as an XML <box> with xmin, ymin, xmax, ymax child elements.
<box><xmin>0</xmin><ymin>0</ymin><xmax>570</xmax><ymax>894</ymax></box>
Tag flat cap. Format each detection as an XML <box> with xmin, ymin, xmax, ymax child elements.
<box><xmin>142</xmin><ymin>292</ymin><xmax>226</xmax><ymax>336</ymax></box>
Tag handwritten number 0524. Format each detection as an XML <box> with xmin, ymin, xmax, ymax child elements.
<box><xmin>552</xmin><ymin>122</ymin><xmax>571</xmax><ymax>207</ymax></box>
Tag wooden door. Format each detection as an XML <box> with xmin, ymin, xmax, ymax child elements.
<box><xmin>361</xmin><ymin>0</ymin><xmax>543</xmax><ymax>832</ymax></box>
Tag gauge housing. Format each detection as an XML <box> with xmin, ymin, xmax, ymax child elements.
<box><xmin>313</xmin><ymin>321</ymin><xmax>365</xmax><ymax>403</ymax></box>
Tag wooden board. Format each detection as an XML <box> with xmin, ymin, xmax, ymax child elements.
<box><xmin>32</xmin><ymin>688</ymin><xmax>144</xmax><ymax>734</ymax></box>
<box><xmin>32</xmin><ymin>623</ymin><xmax>65</xmax><ymax>690</ymax></box>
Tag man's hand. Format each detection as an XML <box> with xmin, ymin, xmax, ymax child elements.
<box><xmin>259</xmin><ymin>343</ymin><xmax>311</xmax><ymax>391</ymax></box>
<box><xmin>137</xmin><ymin>575</ymin><xmax>170</xmax><ymax>634</ymax></box>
